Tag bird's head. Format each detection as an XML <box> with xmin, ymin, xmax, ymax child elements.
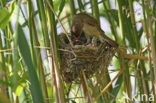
<box><xmin>71</xmin><ymin>23</ymin><xmax>83</xmax><ymax>40</ymax></box>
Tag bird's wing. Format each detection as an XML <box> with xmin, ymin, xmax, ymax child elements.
<box><xmin>76</xmin><ymin>13</ymin><xmax>101</xmax><ymax>27</ymax></box>
<box><xmin>84</xmin><ymin>16</ymin><xmax>100</xmax><ymax>27</ymax></box>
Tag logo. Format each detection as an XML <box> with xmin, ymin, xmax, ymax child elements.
<box><xmin>117</xmin><ymin>92</ymin><xmax>154</xmax><ymax>102</ymax></box>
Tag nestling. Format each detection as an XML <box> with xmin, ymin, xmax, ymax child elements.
<box><xmin>71</xmin><ymin>31</ymin><xmax>87</xmax><ymax>45</ymax></box>
<box><xmin>71</xmin><ymin>13</ymin><xmax>118</xmax><ymax>47</ymax></box>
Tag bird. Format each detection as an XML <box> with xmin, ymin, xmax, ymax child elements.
<box><xmin>71</xmin><ymin>13</ymin><xmax>118</xmax><ymax>47</ymax></box>
<box><xmin>71</xmin><ymin>31</ymin><xmax>87</xmax><ymax>45</ymax></box>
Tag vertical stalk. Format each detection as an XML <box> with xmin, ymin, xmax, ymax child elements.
<box><xmin>0</xmin><ymin>1</ymin><xmax>5</xmax><ymax>91</ymax></box>
<box><xmin>128</xmin><ymin>0</ymin><xmax>139</xmax><ymax>50</ymax></box>
<box><xmin>90</xmin><ymin>1</ymin><xmax>112</xmax><ymax>102</ymax></box>
<box><xmin>36</xmin><ymin>0</ymin><xmax>50</xmax><ymax>47</ymax></box>
<box><xmin>117</xmin><ymin>1</ymin><xmax>126</xmax><ymax>44</ymax></box>
<box><xmin>69</xmin><ymin>0</ymin><xmax>76</xmax><ymax>17</ymax></box>
<box><xmin>128</xmin><ymin>0</ymin><xmax>150</xmax><ymax>100</ymax></box>
<box><xmin>49</xmin><ymin>58</ymin><xmax>60</xmax><ymax>103</ymax></box>
<box><xmin>46</xmin><ymin>0</ymin><xmax>65</xmax><ymax>103</ymax></box>
<box><xmin>91</xmin><ymin>0</ymin><xmax>110</xmax><ymax>102</ymax></box>
<box><xmin>90</xmin><ymin>0</ymin><xmax>100</xmax><ymax>23</ymax></box>
<box><xmin>27</xmin><ymin>0</ymin><xmax>37</xmax><ymax>68</ymax></box>
<box><xmin>117</xmin><ymin>1</ymin><xmax>132</xmax><ymax>102</ymax></box>
<box><xmin>0</xmin><ymin>33</ymin><xmax>7</xmax><ymax>96</ymax></box>
<box><xmin>154</xmin><ymin>1</ymin><xmax>156</xmax><ymax>49</ymax></box>
<box><xmin>69</xmin><ymin>0</ymin><xmax>76</xmax><ymax>26</ymax></box>
<box><xmin>146</xmin><ymin>0</ymin><xmax>156</xmax><ymax>81</ymax></box>
<box><xmin>0</xmin><ymin>0</ymin><xmax>13</xmax><ymax>100</ymax></box>
<box><xmin>33</xmin><ymin>8</ymin><xmax>50</xmax><ymax>103</ymax></box>
<box><xmin>46</xmin><ymin>0</ymin><xmax>60</xmax><ymax>103</ymax></box>
<box><xmin>77</xmin><ymin>0</ymin><xmax>85</xmax><ymax>12</ymax></box>
<box><xmin>81</xmin><ymin>71</ymin><xmax>93</xmax><ymax>103</ymax></box>
<box><xmin>142</xmin><ymin>0</ymin><xmax>156</xmax><ymax>100</ymax></box>
<box><xmin>50</xmin><ymin>21</ymin><xmax>65</xmax><ymax>103</ymax></box>
<box><xmin>103</xmin><ymin>2</ymin><xmax>118</xmax><ymax>41</ymax></box>
<box><xmin>29</xmin><ymin>0</ymin><xmax>49</xmax><ymax>103</ymax></box>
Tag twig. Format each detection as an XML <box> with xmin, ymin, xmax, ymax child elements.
<box><xmin>117</xmin><ymin>49</ymin><xmax>151</xmax><ymax>60</ymax></box>
<box><xmin>46</xmin><ymin>0</ymin><xmax>73</xmax><ymax>47</ymax></box>
<box><xmin>123</xmin><ymin>54</ymin><xmax>151</xmax><ymax>60</ymax></box>
<box><xmin>0</xmin><ymin>48</ymin><xmax>16</xmax><ymax>53</ymax></box>
<box><xmin>81</xmin><ymin>71</ymin><xmax>93</xmax><ymax>103</ymax></box>
<box><xmin>95</xmin><ymin>68</ymin><xmax>124</xmax><ymax>101</ymax></box>
<box><xmin>140</xmin><ymin>70</ymin><xmax>149</xmax><ymax>101</ymax></box>
<box><xmin>105</xmin><ymin>90</ymin><xmax>116</xmax><ymax>99</ymax></box>
<box><xmin>34</xmin><ymin>46</ymin><xmax>51</xmax><ymax>50</ymax></box>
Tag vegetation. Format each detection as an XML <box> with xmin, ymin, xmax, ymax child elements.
<box><xmin>0</xmin><ymin>0</ymin><xmax>156</xmax><ymax>103</ymax></box>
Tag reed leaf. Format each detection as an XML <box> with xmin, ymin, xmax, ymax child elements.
<box><xmin>17</xmin><ymin>23</ymin><xmax>45</xmax><ymax>103</ymax></box>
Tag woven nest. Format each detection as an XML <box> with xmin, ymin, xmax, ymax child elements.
<box><xmin>58</xmin><ymin>33</ymin><xmax>118</xmax><ymax>83</ymax></box>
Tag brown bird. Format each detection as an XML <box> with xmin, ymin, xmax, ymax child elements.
<box><xmin>71</xmin><ymin>13</ymin><xmax>118</xmax><ymax>47</ymax></box>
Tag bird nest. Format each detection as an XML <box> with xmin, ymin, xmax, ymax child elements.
<box><xmin>58</xmin><ymin>33</ymin><xmax>118</xmax><ymax>83</ymax></box>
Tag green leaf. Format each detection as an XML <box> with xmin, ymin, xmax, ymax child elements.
<box><xmin>15</xmin><ymin>83</ymin><xmax>26</xmax><ymax>96</ymax></box>
<box><xmin>58</xmin><ymin>0</ymin><xmax>65</xmax><ymax>17</ymax></box>
<box><xmin>0</xmin><ymin>1</ymin><xmax>16</xmax><ymax>30</ymax></box>
<box><xmin>10</xmin><ymin>1</ymin><xmax>16</xmax><ymax>14</ymax></box>
<box><xmin>22</xmin><ymin>10</ymin><xmax>38</xmax><ymax>27</ymax></box>
<box><xmin>77</xmin><ymin>0</ymin><xmax>85</xmax><ymax>11</ymax></box>
<box><xmin>17</xmin><ymin>24</ymin><xmax>45</xmax><ymax>103</ymax></box>
<box><xmin>53</xmin><ymin>0</ymin><xmax>62</xmax><ymax>11</ymax></box>
<box><xmin>0</xmin><ymin>8</ymin><xmax>10</xmax><ymax>30</ymax></box>
<box><xmin>110</xmin><ymin>74</ymin><xmax>123</xmax><ymax>102</ymax></box>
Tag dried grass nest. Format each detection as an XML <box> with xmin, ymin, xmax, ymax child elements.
<box><xmin>58</xmin><ymin>33</ymin><xmax>118</xmax><ymax>83</ymax></box>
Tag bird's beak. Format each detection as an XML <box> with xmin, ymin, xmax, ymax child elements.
<box><xmin>74</xmin><ymin>34</ymin><xmax>81</xmax><ymax>40</ymax></box>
